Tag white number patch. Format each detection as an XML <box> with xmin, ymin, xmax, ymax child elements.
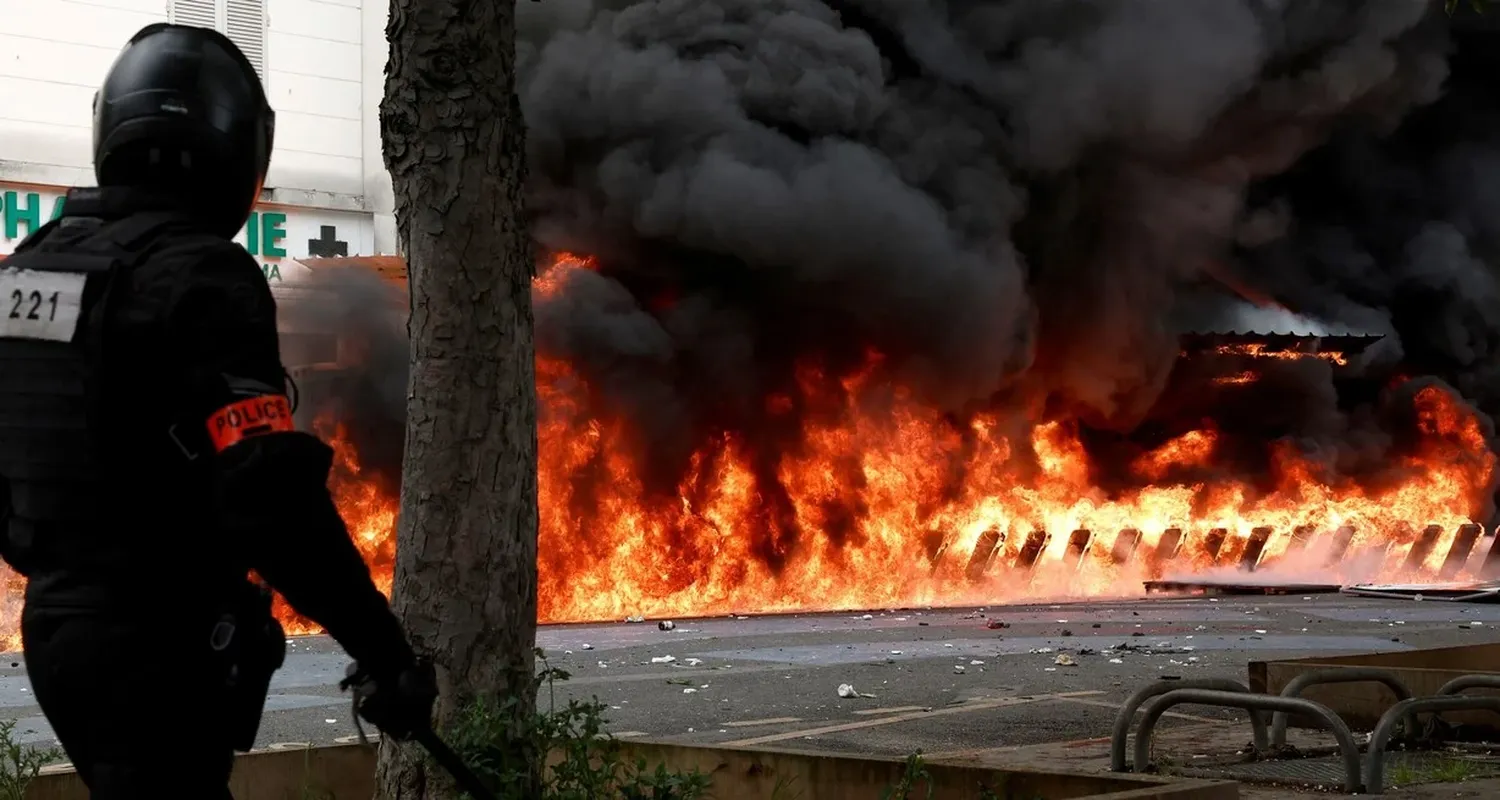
<box><xmin>0</xmin><ymin>268</ymin><xmax>86</xmax><ymax>343</ymax></box>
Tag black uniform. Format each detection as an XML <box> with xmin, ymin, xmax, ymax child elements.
<box><xmin>0</xmin><ymin>23</ymin><xmax>430</xmax><ymax>799</ymax></box>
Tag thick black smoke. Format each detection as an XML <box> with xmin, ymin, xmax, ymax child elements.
<box><xmin>283</xmin><ymin>266</ymin><xmax>409</xmax><ymax>498</ymax></box>
<box><xmin>301</xmin><ymin>2</ymin><xmax>1500</xmax><ymax>529</ymax></box>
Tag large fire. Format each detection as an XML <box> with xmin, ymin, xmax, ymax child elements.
<box><xmin>303</xmin><ymin>253</ymin><xmax>1496</xmax><ymax>631</ymax></box>
<box><xmin>0</xmin><ymin>251</ymin><xmax>1495</xmax><ymax>650</ymax></box>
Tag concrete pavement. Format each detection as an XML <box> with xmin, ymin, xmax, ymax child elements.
<box><xmin>2</xmin><ymin>592</ymin><xmax>1498</xmax><ymax>793</ymax></box>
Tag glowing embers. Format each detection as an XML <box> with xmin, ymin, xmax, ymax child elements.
<box><xmin>1178</xmin><ymin>330</ymin><xmax>1385</xmax><ymax>371</ymax></box>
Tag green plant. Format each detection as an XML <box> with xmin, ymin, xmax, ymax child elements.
<box><xmin>883</xmin><ymin>753</ymin><xmax>1043</xmax><ymax>800</ymax></box>
<box><xmin>1388</xmin><ymin>755</ymin><xmax>1485</xmax><ymax>786</ymax></box>
<box><xmin>443</xmin><ymin>649</ymin><xmax>711</xmax><ymax>799</ymax></box>
<box><xmin>0</xmin><ymin>719</ymin><xmax>62</xmax><ymax>800</ymax></box>
<box><xmin>882</xmin><ymin>752</ymin><xmax>935</xmax><ymax>800</ymax></box>
<box><xmin>1426</xmin><ymin>757</ymin><xmax>1484</xmax><ymax>783</ymax></box>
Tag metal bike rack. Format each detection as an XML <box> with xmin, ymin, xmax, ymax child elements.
<box><xmin>1133</xmin><ymin>689</ymin><xmax>1363</xmax><ymax>793</ymax></box>
<box><xmin>1109</xmin><ymin>678</ymin><xmax>1267</xmax><ymax>772</ymax></box>
<box><xmin>1364</xmin><ymin>695</ymin><xmax>1500</xmax><ymax>794</ymax></box>
<box><xmin>1435</xmin><ymin>674</ymin><xmax>1500</xmax><ymax>697</ymax></box>
<box><xmin>1269</xmin><ymin>667</ymin><xmax>1414</xmax><ymax>747</ymax></box>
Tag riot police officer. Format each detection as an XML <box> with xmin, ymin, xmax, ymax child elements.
<box><xmin>0</xmin><ymin>24</ymin><xmax>434</xmax><ymax>797</ymax></box>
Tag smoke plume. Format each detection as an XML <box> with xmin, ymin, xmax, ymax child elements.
<box><xmin>299</xmin><ymin>1</ymin><xmax>1500</xmax><ymax>539</ymax></box>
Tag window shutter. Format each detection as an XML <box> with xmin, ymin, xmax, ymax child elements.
<box><xmin>168</xmin><ymin>0</ymin><xmax>218</xmax><ymax>29</ymax></box>
<box><xmin>224</xmin><ymin>0</ymin><xmax>268</xmax><ymax>83</ymax></box>
<box><xmin>167</xmin><ymin>0</ymin><xmax>268</xmax><ymax>86</ymax></box>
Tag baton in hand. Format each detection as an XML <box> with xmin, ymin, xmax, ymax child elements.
<box><xmin>341</xmin><ymin>663</ymin><xmax>499</xmax><ymax>800</ymax></box>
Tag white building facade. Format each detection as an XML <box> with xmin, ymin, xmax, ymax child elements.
<box><xmin>0</xmin><ymin>0</ymin><xmax>397</xmax><ymax>286</ymax></box>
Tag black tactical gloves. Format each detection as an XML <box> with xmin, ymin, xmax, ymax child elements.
<box><xmin>341</xmin><ymin>657</ymin><xmax>438</xmax><ymax>741</ymax></box>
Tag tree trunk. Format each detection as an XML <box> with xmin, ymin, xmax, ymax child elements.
<box><xmin>376</xmin><ymin>0</ymin><xmax>538</xmax><ymax>797</ymax></box>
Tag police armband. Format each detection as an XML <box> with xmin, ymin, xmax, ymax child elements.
<box><xmin>205</xmin><ymin>394</ymin><xmax>295</xmax><ymax>453</ymax></box>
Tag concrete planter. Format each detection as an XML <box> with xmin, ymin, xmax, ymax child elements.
<box><xmin>23</xmin><ymin>739</ymin><xmax>1238</xmax><ymax>799</ymax></box>
<box><xmin>1250</xmin><ymin>642</ymin><xmax>1500</xmax><ymax>730</ymax></box>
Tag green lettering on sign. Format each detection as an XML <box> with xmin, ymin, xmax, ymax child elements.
<box><xmin>244</xmin><ymin>212</ymin><xmax>259</xmax><ymax>256</ymax></box>
<box><xmin>3</xmin><ymin>192</ymin><xmax>42</xmax><ymax>240</ymax></box>
<box><xmin>261</xmin><ymin>212</ymin><xmax>287</xmax><ymax>257</ymax></box>
<box><xmin>50</xmin><ymin>196</ymin><xmax>65</xmax><ymax>221</ymax></box>
<box><xmin>262</xmin><ymin>263</ymin><xmax>281</xmax><ymax>281</ymax></box>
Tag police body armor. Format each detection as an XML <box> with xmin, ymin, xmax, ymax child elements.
<box><xmin>0</xmin><ymin>208</ymin><xmax>180</xmax><ymax>578</ymax></box>
<box><xmin>0</xmin><ymin>199</ymin><xmax>287</xmax><ymax>750</ymax></box>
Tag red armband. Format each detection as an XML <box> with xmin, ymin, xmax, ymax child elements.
<box><xmin>206</xmin><ymin>394</ymin><xmax>295</xmax><ymax>452</ymax></box>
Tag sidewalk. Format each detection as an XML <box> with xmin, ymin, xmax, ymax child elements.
<box><xmin>930</xmin><ymin>717</ymin><xmax>1500</xmax><ymax>797</ymax></box>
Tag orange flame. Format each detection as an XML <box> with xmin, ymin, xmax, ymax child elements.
<box><xmin>519</xmin><ymin>254</ymin><xmax>1491</xmax><ymax>620</ymax></box>
<box><xmin>1213</xmin><ymin>343</ymin><xmax>1349</xmax><ymax>366</ymax></box>
<box><xmin>1211</xmin><ymin>370</ymin><xmax>1260</xmax><ymax>386</ymax></box>
<box><xmin>312</xmin><ymin>254</ymin><xmax>1495</xmax><ymax>628</ymax></box>
<box><xmin>0</xmin><ymin>251</ymin><xmax>1487</xmax><ymax>653</ymax></box>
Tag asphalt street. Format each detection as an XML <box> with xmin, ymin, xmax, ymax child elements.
<box><xmin>1</xmin><ymin>592</ymin><xmax>1496</xmax><ymax>766</ymax></box>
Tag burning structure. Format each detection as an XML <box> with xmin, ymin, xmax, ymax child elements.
<box><xmin>284</xmin><ymin>1</ymin><xmax>1500</xmax><ymax>628</ymax></box>
<box><xmin>7</xmin><ymin>1</ymin><xmax>1500</xmax><ymax>645</ymax></box>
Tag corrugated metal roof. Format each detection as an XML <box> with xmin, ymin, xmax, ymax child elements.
<box><xmin>1173</xmin><ymin>289</ymin><xmax>1383</xmax><ymax>339</ymax></box>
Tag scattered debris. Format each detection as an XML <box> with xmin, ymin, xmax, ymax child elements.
<box><xmin>1145</xmin><ymin>579</ymin><xmax>1341</xmax><ymax>596</ymax></box>
<box><xmin>1054</xmin><ymin>653</ymin><xmax>1077</xmax><ymax>667</ymax></box>
<box><xmin>954</xmin><ymin>665</ymin><xmax>966</xmax><ymax>674</ymax></box>
<box><xmin>1061</xmin><ymin>629</ymin><xmax>1074</xmax><ymax>636</ymax></box>
<box><xmin>650</xmin><ymin>655</ymin><xmax>677</xmax><ymax>664</ymax></box>
<box><xmin>684</xmin><ymin>657</ymin><xmax>704</xmax><ymax>666</ymax></box>
<box><xmin>658</xmin><ymin>620</ymin><xmax>677</xmax><ymax>631</ymax></box>
<box><xmin>838</xmin><ymin>683</ymin><xmax>875</xmax><ymax>699</ymax></box>
<box><xmin>1343</xmin><ymin>581</ymin><xmax>1500</xmax><ymax>603</ymax></box>
<box><xmin>986</xmin><ymin>620</ymin><xmax>1010</xmax><ymax>629</ymax></box>
<box><xmin>683</xmin><ymin>688</ymin><xmax>697</xmax><ymax>694</ymax></box>
<box><xmin>581</xmin><ymin>644</ymin><xmax>593</xmax><ymax>651</ymax></box>
<box><xmin>625</xmin><ymin>615</ymin><xmax>646</xmax><ymax>624</ymax></box>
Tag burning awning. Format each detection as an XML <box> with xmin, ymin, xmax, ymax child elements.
<box><xmin>297</xmin><ymin>255</ymin><xmax>408</xmax><ymax>286</ymax></box>
<box><xmin>1173</xmin><ymin>288</ymin><xmax>1386</xmax><ymax>361</ymax></box>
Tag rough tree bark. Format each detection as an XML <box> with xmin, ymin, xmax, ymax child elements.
<box><xmin>376</xmin><ymin>0</ymin><xmax>538</xmax><ymax>797</ymax></box>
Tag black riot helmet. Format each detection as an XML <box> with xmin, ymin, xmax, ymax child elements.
<box><xmin>93</xmin><ymin>23</ymin><xmax>275</xmax><ymax>238</ymax></box>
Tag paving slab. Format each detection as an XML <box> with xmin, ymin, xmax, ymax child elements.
<box><xmin>1</xmin><ymin>593</ymin><xmax>1497</xmax><ymax>795</ymax></box>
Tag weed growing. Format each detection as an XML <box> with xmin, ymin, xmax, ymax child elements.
<box><xmin>0</xmin><ymin>718</ymin><xmax>62</xmax><ymax>800</ymax></box>
<box><xmin>442</xmin><ymin>650</ymin><xmax>711</xmax><ymax>799</ymax></box>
